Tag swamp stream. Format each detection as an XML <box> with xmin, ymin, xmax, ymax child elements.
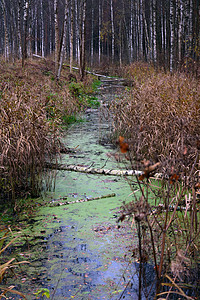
<box><xmin>4</xmin><ymin>78</ymin><xmax>156</xmax><ymax>299</ymax></box>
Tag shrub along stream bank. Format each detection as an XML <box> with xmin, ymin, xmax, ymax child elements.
<box><xmin>0</xmin><ymin>58</ymin><xmax>100</xmax><ymax>205</ymax></box>
<box><xmin>0</xmin><ymin>60</ymin><xmax>200</xmax><ymax>299</ymax></box>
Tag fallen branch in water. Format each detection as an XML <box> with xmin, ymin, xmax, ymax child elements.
<box><xmin>45</xmin><ymin>162</ymin><xmax>143</xmax><ymax>176</ymax></box>
<box><xmin>48</xmin><ymin>193</ymin><xmax>116</xmax><ymax>207</ymax></box>
<box><xmin>32</xmin><ymin>54</ymin><xmax>117</xmax><ymax>79</ymax></box>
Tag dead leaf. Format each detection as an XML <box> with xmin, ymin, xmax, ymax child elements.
<box><xmin>119</xmin><ymin>136</ymin><xmax>129</xmax><ymax>153</ymax></box>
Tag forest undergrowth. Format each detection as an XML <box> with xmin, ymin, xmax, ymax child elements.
<box><xmin>0</xmin><ymin>57</ymin><xmax>98</xmax><ymax>206</ymax></box>
<box><xmin>110</xmin><ymin>62</ymin><xmax>200</xmax><ymax>299</ymax></box>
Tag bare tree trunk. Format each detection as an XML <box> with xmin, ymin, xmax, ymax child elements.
<box><xmin>34</xmin><ymin>3</ymin><xmax>38</xmax><ymax>55</ymax></box>
<box><xmin>122</xmin><ymin>0</ymin><xmax>130</xmax><ymax>63</ymax></box>
<box><xmin>17</xmin><ymin>0</ymin><xmax>22</xmax><ymax>59</ymax></box>
<box><xmin>119</xmin><ymin>20</ymin><xmax>122</xmax><ymax>67</ymax></box>
<box><xmin>54</xmin><ymin>0</ymin><xmax>59</xmax><ymax>75</ymax></box>
<box><xmin>161</xmin><ymin>1</ymin><xmax>165</xmax><ymax>66</ymax></box>
<box><xmin>91</xmin><ymin>0</ymin><xmax>94</xmax><ymax>66</ymax></box>
<box><xmin>152</xmin><ymin>0</ymin><xmax>157</xmax><ymax>64</ymax></box>
<box><xmin>134</xmin><ymin>1</ymin><xmax>138</xmax><ymax>60</ymax></box>
<box><xmin>1</xmin><ymin>0</ymin><xmax>9</xmax><ymax>61</ymax></box>
<box><xmin>57</xmin><ymin>0</ymin><xmax>69</xmax><ymax>80</ymax></box>
<box><xmin>136</xmin><ymin>0</ymin><xmax>139</xmax><ymax>60</ymax></box>
<box><xmin>178</xmin><ymin>0</ymin><xmax>183</xmax><ymax>64</ymax></box>
<box><xmin>130</xmin><ymin>0</ymin><xmax>133</xmax><ymax>62</ymax></box>
<box><xmin>139</xmin><ymin>0</ymin><xmax>143</xmax><ymax>59</ymax></box>
<box><xmin>70</xmin><ymin>0</ymin><xmax>74</xmax><ymax>73</ymax></box>
<box><xmin>79</xmin><ymin>0</ymin><xmax>86</xmax><ymax>80</ymax></box>
<box><xmin>170</xmin><ymin>0</ymin><xmax>174</xmax><ymax>71</ymax></box>
<box><xmin>110</xmin><ymin>0</ymin><xmax>115</xmax><ymax>63</ymax></box>
<box><xmin>98</xmin><ymin>0</ymin><xmax>101</xmax><ymax>66</ymax></box>
<box><xmin>27</xmin><ymin>24</ymin><xmax>31</xmax><ymax>57</ymax></box>
<box><xmin>40</xmin><ymin>0</ymin><xmax>44</xmax><ymax>57</ymax></box>
<box><xmin>193</xmin><ymin>0</ymin><xmax>200</xmax><ymax>68</ymax></box>
<box><xmin>48</xmin><ymin>1</ymin><xmax>53</xmax><ymax>55</ymax></box>
<box><xmin>10</xmin><ymin>5</ymin><xmax>15</xmax><ymax>59</ymax></box>
<box><xmin>74</xmin><ymin>0</ymin><xmax>79</xmax><ymax>64</ymax></box>
<box><xmin>22</xmin><ymin>0</ymin><xmax>30</xmax><ymax>68</ymax></box>
<box><xmin>149</xmin><ymin>0</ymin><xmax>153</xmax><ymax>61</ymax></box>
<box><xmin>142</xmin><ymin>0</ymin><xmax>150</xmax><ymax>61</ymax></box>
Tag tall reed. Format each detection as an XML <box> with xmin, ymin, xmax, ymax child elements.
<box><xmin>111</xmin><ymin>68</ymin><xmax>200</xmax><ymax>182</ymax></box>
<box><xmin>112</xmin><ymin>64</ymin><xmax>200</xmax><ymax>298</ymax></box>
<box><xmin>0</xmin><ymin>58</ymin><xmax>78</xmax><ymax>204</ymax></box>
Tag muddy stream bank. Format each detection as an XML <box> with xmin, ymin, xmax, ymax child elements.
<box><xmin>4</xmin><ymin>78</ymin><xmax>156</xmax><ymax>299</ymax></box>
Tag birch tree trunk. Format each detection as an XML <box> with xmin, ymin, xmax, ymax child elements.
<box><xmin>193</xmin><ymin>0</ymin><xmax>200</xmax><ymax>65</ymax></box>
<box><xmin>1</xmin><ymin>0</ymin><xmax>9</xmax><ymax>61</ymax></box>
<box><xmin>34</xmin><ymin>3</ymin><xmax>38</xmax><ymax>55</ymax></box>
<box><xmin>119</xmin><ymin>20</ymin><xmax>122</xmax><ymax>67</ymax></box>
<box><xmin>178</xmin><ymin>0</ymin><xmax>183</xmax><ymax>63</ymax></box>
<box><xmin>149</xmin><ymin>0</ymin><xmax>153</xmax><ymax>61</ymax></box>
<box><xmin>17</xmin><ymin>0</ymin><xmax>22</xmax><ymax>59</ymax></box>
<box><xmin>79</xmin><ymin>0</ymin><xmax>86</xmax><ymax>79</ymax></box>
<box><xmin>40</xmin><ymin>0</ymin><xmax>45</xmax><ymax>57</ymax></box>
<box><xmin>161</xmin><ymin>1</ymin><xmax>165</xmax><ymax>66</ymax></box>
<box><xmin>122</xmin><ymin>0</ymin><xmax>130</xmax><ymax>63</ymax></box>
<box><xmin>70</xmin><ymin>0</ymin><xmax>74</xmax><ymax>73</ymax></box>
<box><xmin>98</xmin><ymin>0</ymin><xmax>101</xmax><ymax>65</ymax></box>
<box><xmin>48</xmin><ymin>1</ymin><xmax>53</xmax><ymax>55</ymax></box>
<box><xmin>170</xmin><ymin>0</ymin><xmax>174</xmax><ymax>71</ymax></box>
<box><xmin>74</xmin><ymin>0</ymin><xmax>80</xmax><ymax>64</ymax></box>
<box><xmin>139</xmin><ymin>0</ymin><xmax>143</xmax><ymax>59</ymax></box>
<box><xmin>130</xmin><ymin>0</ymin><xmax>133</xmax><ymax>62</ymax></box>
<box><xmin>10</xmin><ymin>5</ymin><xmax>15</xmax><ymax>59</ymax></box>
<box><xmin>54</xmin><ymin>0</ymin><xmax>59</xmax><ymax>76</ymax></box>
<box><xmin>22</xmin><ymin>0</ymin><xmax>30</xmax><ymax>67</ymax></box>
<box><xmin>142</xmin><ymin>0</ymin><xmax>150</xmax><ymax>61</ymax></box>
<box><xmin>133</xmin><ymin>1</ymin><xmax>138</xmax><ymax>60</ymax></box>
<box><xmin>110</xmin><ymin>0</ymin><xmax>115</xmax><ymax>63</ymax></box>
<box><xmin>57</xmin><ymin>0</ymin><xmax>69</xmax><ymax>80</ymax></box>
<box><xmin>152</xmin><ymin>0</ymin><xmax>157</xmax><ymax>64</ymax></box>
<box><xmin>136</xmin><ymin>0</ymin><xmax>139</xmax><ymax>60</ymax></box>
<box><xmin>91</xmin><ymin>0</ymin><xmax>94</xmax><ymax>66</ymax></box>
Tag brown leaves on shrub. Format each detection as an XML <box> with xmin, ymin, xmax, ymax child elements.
<box><xmin>169</xmin><ymin>174</ymin><xmax>180</xmax><ymax>184</ymax></box>
<box><xmin>118</xmin><ymin>136</ymin><xmax>129</xmax><ymax>153</ymax></box>
<box><xmin>139</xmin><ymin>162</ymin><xmax>161</xmax><ymax>180</ymax></box>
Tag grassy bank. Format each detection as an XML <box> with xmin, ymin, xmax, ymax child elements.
<box><xmin>110</xmin><ymin>63</ymin><xmax>200</xmax><ymax>298</ymax></box>
<box><xmin>0</xmin><ymin>58</ymin><xmax>100</xmax><ymax>205</ymax></box>
<box><xmin>112</xmin><ymin>63</ymin><xmax>200</xmax><ymax>179</ymax></box>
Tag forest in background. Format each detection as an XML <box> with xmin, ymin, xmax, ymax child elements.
<box><xmin>0</xmin><ymin>0</ymin><xmax>200</xmax><ymax>74</ymax></box>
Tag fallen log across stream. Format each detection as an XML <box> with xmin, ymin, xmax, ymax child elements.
<box><xmin>48</xmin><ymin>193</ymin><xmax>116</xmax><ymax>207</ymax></box>
<box><xmin>32</xmin><ymin>54</ymin><xmax>133</xmax><ymax>86</ymax></box>
<box><xmin>46</xmin><ymin>162</ymin><xmax>143</xmax><ymax>176</ymax></box>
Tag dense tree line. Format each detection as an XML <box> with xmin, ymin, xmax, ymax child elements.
<box><xmin>0</xmin><ymin>0</ymin><xmax>199</xmax><ymax>71</ymax></box>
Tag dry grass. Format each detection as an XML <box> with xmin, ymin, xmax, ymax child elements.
<box><xmin>111</xmin><ymin>66</ymin><xmax>200</xmax><ymax>181</ymax></box>
<box><xmin>0</xmin><ymin>228</ymin><xmax>29</xmax><ymax>299</ymax></box>
<box><xmin>112</xmin><ymin>63</ymin><xmax>200</xmax><ymax>298</ymax></box>
<box><xmin>0</xmin><ymin>58</ymin><xmax>79</xmax><ymax>202</ymax></box>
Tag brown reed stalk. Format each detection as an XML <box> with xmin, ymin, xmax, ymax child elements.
<box><xmin>114</xmin><ymin>63</ymin><xmax>200</xmax><ymax>298</ymax></box>
<box><xmin>0</xmin><ymin>58</ymin><xmax>78</xmax><ymax>203</ymax></box>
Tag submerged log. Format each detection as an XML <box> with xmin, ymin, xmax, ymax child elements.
<box><xmin>49</xmin><ymin>193</ymin><xmax>116</xmax><ymax>207</ymax></box>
